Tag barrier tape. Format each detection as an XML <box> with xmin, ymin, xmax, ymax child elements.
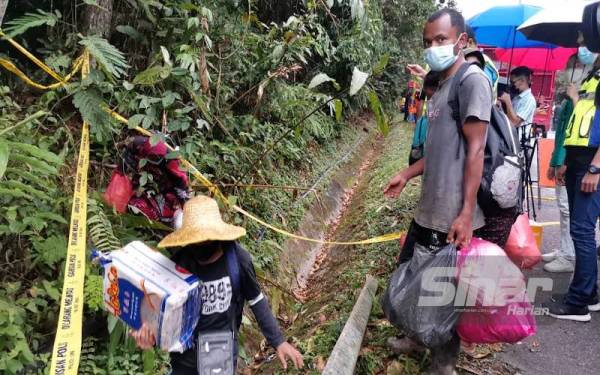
<box><xmin>0</xmin><ymin>29</ymin><xmax>66</xmax><ymax>83</ymax></box>
<box><xmin>0</xmin><ymin>55</ymin><xmax>83</xmax><ymax>90</ymax></box>
<box><xmin>48</xmin><ymin>50</ymin><xmax>90</xmax><ymax>375</ymax></box>
<box><xmin>533</xmin><ymin>221</ymin><xmax>560</xmax><ymax>227</ymax></box>
<box><xmin>109</xmin><ymin>110</ymin><xmax>403</xmax><ymax>245</ymax></box>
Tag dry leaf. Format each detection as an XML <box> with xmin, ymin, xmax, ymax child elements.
<box><xmin>199</xmin><ymin>48</ymin><xmax>209</xmax><ymax>95</ymax></box>
<box><xmin>316</xmin><ymin>356</ymin><xmax>326</xmax><ymax>372</ymax></box>
<box><xmin>386</xmin><ymin>360</ymin><xmax>404</xmax><ymax>375</ymax></box>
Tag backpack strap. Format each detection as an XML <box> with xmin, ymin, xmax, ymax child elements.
<box><xmin>447</xmin><ymin>62</ymin><xmax>476</xmax><ymax>158</ymax></box>
<box><xmin>224</xmin><ymin>242</ymin><xmax>242</xmax><ymax>336</ymax></box>
<box><xmin>225</xmin><ymin>242</ymin><xmax>241</xmax><ymax>298</ymax></box>
<box><xmin>447</xmin><ymin>62</ymin><xmax>476</xmax><ymax>128</ymax></box>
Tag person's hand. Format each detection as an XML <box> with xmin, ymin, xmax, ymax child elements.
<box><xmin>498</xmin><ymin>92</ymin><xmax>511</xmax><ymax>105</ymax></box>
<box><xmin>546</xmin><ymin>166</ymin><xmax>555</xmax><ymax>181</ymax></box>
<box><xmin>447</xmin><ymin>213</ymin><xmax>472</xmax><ymax>249</ymax></box>
<box><xmin>556</xmin><ymin>165</ymin><xmax>567</xmax><ymax>186</ymax></box>
<box><xmin>384</xmin><ymin>171</ymin><xmax>409</xmax><ymax>198</ymax></box>
<box><xmin>567</xmin><ymin>83</ymin><xmax>579</xmax><ymax>103</ymax></box>
<box><xmin>581</xmin><ymin>172</ymin><xmax>600</xmax><ymax>193</ymax></box>
<box><xmin>406</xmin><ymin>64</ymin><xmax>427</xmax><ymax>79</ymax></box>
<box><xmin>129</xmin><ymin>323</ymin><xmax>155</xmax><ymax>350</ymax></box>
<box><xmin>276</xmin><ymin>342</ymin><xmax>304</xmax><ymax>370</ymax></box>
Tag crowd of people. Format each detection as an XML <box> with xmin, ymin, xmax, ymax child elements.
<box><xmin>388</xmin><ymin>6</ymin><xmax>600</xmax><ymax>375</ymax></box>
<box><xmin>121</xmin><ymin>6</ymin><xmax>600</xmax><ymax>375</ymax></box>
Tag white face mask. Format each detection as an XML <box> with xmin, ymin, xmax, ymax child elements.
<box><xmin>424</xmin><ymin>35</ymin><xmax>464</xmax><ymax>72</ymax></box>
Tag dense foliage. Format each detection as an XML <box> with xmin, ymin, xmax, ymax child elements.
<box><xmin>0</xmin><ymin>0</ymin><xmax>437</xmax><ymax>373</ymax></box>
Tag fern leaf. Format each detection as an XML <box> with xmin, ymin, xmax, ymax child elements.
<box><xmin>0</xmin><ymin>180</ymin><xmax>53</xmax><ymax>201</ymax></box>
<box><xmin>78</xmin><ymin>36</ymin><xmax>129</xmax><ymax>79</ymax></box>
<box><xmin>72</xmin><ymin>88</ymin><xmax>111</xmax><ymax>129</ymax></box>
<box><xmin>87</xmin><ymin>199</ymin><xmax>121</xmax><ymax>251</ymax></box>
<box><xmin>0</xmin><ymin>141</ymin><xmax>8</xmax><ymax>180</ymax></box>
<box><xmin>3</xmin><ymin>10</ymin><xmax>59</xmax><ymax>38</ymax></box>
<box><xmin>35</xmin><ymin>212</ymin><xmax>68</xmax><ymax>225</ymax></box>
<box><xmin>7</xmin><ymin>142</ymin><xmax>63</xmax><ymax>165</ymax></box>
<box><xmin>0</xmin><ymin>187</ymin><xmax>30</xmax><ymax>200</ymax></box>
<box><xmin>133</xmin><ymin>65</ymin><xmax>171</xmax><ymax>85</ymax></box>
<box><xmin>5</xmin><ymin>168</ymin><xmax>50</xmax><ymax>189</ymax></box>
<box><xmin>10</xmin><ymin>154</ymin><xmax>58</xmax><ymax>175</ymax></box>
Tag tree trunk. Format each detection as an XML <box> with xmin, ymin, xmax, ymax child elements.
<box><xmin>0</xmin><ymin>0</ymin><xmax>9</xmax><ymax>26</ymax></box>
<box><xmin>83</xmin><ymin>0</ymin><xmax>114</xmax><ymax>38</ymax></box>
<box><xmin>256</xmin><ymin>0</ymin><xmax>305</xmax><ymax>24</ymax></box>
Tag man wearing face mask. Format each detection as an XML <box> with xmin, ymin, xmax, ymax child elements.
<box><xmin>497</xmin><ymin>66</ymin><xmax>537</xmax><ymax>138</ymax></box>
<box><xmin>384</xmin><ymin>8</ymin><xmax>491</xmax><ymax>374</ymax></box>
<box><xmin>544</xmin><ymin>45</ymin><xmax>600</xmax><ymax>321</ymax></box>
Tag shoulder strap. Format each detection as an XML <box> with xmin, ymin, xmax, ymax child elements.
<box><xmin>224</xmin><ymin>242</ymin><xmax>241</xmax><ymax>297</ymax></box>
<box><xmin>224</xmin><ymin>242</ymin><xmax>242</xmax><ymax>336</ymax></box>
<box><xmin>447</xmin><ymin>62</ymin><xmax>475</xmax><ymax>126</ymax></box>
<box><xmin>447</xmin><ymin>63</ymin><xmax>475</xmax><ymax>158</ymax></box>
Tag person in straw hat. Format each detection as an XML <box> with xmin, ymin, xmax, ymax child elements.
<box><xmin>130</xmin><ymin>195</ymin><xmax>304</xmax><ymax>373</ymax></box>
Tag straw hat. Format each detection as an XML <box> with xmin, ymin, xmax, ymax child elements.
<box><xmin>158</xmin><ymin>195</ymin><xmax>246</xmax><ymax>248</ymax></box>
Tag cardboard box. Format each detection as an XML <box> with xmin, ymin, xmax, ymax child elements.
<box><xmin>97</xmin><ymin>241</ymin><xmax>201</xmax><ymax>352</ymax></box>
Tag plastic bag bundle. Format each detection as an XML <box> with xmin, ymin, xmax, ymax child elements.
<box><xmin>382</xmin><ymin>244</ymin><xmax>459</xmax><ymax>347</ymax></box>
<box><xmin>456</xmin><ymin>238</ymin><xmax>536</xmax><ymax>344</ymax></box>
<box><xmin>504</xmin><ymin>213</ymin><xmax>541</xmax><ymax>269</ymax></box>
<box><xmin>103</xmin><ymin>170</ymin><xmax>133</xmax><ymax>213</ymax></box>
<box><xmin>94</xmin><ymin>241</ymin><xmax>201</xmax><ymax>352</ymax></box>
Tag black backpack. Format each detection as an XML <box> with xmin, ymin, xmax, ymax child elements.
<box><xmin>448</xmin><ymin>63</ymin><xmax>522</xmax><ymax>216</ymax></box>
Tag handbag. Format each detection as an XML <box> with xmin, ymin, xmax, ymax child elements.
<box><xmin>196</xmin><ymin>244</ymin><xmax>241</xmax><ymax>375</ymax></box>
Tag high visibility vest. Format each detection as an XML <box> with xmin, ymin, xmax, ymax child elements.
<box><xmin>564</xmin><ymin>72</ymin><xmax>600</xmax><ymax>147</ymax></box>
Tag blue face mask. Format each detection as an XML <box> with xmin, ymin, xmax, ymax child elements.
<box><xmin>578</xmin><ymin>46</ymin><xmax>598</xmax><ymax>66</ymax></box>
<box><xmin>424</xmin><ymin>37</ymin><xmax>463</xmax><ymax>72</ymax></box>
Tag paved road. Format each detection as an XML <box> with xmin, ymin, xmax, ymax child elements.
<box><xmin>498</xmin><ymin>186</ymin><xmax>600</xmax><ymax>375</ymax></box>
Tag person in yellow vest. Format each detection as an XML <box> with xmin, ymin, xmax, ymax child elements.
<box><xmin>544</xmin><ymin>42</ymin><xmax>600</xmax><ymax>321</ymax></box>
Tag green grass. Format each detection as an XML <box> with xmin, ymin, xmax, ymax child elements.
<box><xmin>253</xmin><ymin>118</ymin><xmax>422</xmax><ymax>374</ymax></box>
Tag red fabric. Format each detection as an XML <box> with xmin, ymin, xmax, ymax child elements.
<box><xmin>495</xmin><ymin>47</ymin><xmax>577</xmax><ymax>71</ymax></box>
<box><xmin>103</xmin><ymin>171</ymin><xmax>134</xmax><ymax>213</ymax></box>
<box><xmin>504</xmin><ymin>214</ymin><xmax>541</xmax><ymax>269</ymax></box>
<box><xmin>166</xmin><ymin>159</ymin><xmax>188</xmax><ymax>186</ymax></box>
<box><xmin>129</xmin><ymin>196</ymin><xmax>160</xmax><ymax>221</ymax></box>
<box><xmin>139</xmin><ymin>139</ymin><xmax>168</xmax><ymax>157</ymax></box>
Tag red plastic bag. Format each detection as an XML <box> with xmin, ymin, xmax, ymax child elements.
<box><xmin>456</xmin><ymin>238</ymin><xmax>537</xmax><ymax>344</ymax></box>
<box><xmin>504</xmin><ymin>213</ymin><xmax>541</xmax><ymax>269</ymax></box>
<box><xmin>103</xmin><ymin>171</ymin><xmax>133</xmax><ymax>213</ymax></box>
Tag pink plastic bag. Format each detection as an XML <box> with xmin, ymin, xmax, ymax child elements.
<box><xmin>456</xmin><ymin>238</ymin><xmax>537</xmax><ymax>344</ymax></box>
<box><xmin>103</xmin><ymin>171</ymin><xmax>133</xmax><ymax>213</ymax></box>
<box><xmin>504</xmin><ymin>213</ymin><xmax>541</xmax><ymax>269</ymax></box>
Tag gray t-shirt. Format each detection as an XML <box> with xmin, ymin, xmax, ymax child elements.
<box><xmin>414</xmin><ymin>65</ymin><xmax>492</xmax><ymax>233</ymax></box>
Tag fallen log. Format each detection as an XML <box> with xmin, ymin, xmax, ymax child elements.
<box><xmin>323</xmin><ymin>275</ymin><xmax>378</xmax><ymax>375</ymax></box>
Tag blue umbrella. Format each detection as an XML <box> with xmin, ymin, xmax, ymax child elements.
<box><xmin>468</xmin><ymin>5</ymin><xmax>556</xmax><ymax>49</ymax></box>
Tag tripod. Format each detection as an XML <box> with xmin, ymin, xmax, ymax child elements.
<box><xmin>519</xmin><ymin>123</ymin><xmax>541</xmax><ymax>221</ymax></box>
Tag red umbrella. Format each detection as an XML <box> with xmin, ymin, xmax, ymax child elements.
<box><xmin>494</xmin><ymin>47</ymin><xmax>577</xmax><ymax>71</ymax></box>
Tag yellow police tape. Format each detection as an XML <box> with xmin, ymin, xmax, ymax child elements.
<box><xmin>1</xmin><ymin>25</ymin><xmax>404</xmax><ymax>375</ymax></box>
<box><xmin>0</xmin><ymin>55</ymin><xmax>83</xmax><ymax>90</ymax></box>
<box><xmin>109</xmin><ymin>110</ymin><xmax>404</xmax><ymax>245</ymax></box>
<box><xmin>0</xmin><ymin>29</ymin><xmax>68</xmax><ymax>84</ymax></box>
<box><xmin>48</xmin><ymin>50</ymin><xmax>90</xmax><ymax>375</ymax></box>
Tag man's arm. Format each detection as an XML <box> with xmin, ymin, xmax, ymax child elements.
<box><xmin>581</xmin><ymin>148</ymin><xmax>600</xmax><ymax>193</ymax></box>
<box><xmin>498</xmin><ymin>93</ymin><xmax>523</xmax><ymax>126</ymax></box>
<box><xmin>447</xmin><ymin>119</ymin><xmax>487</xmax><ymax>247</ymax></box>
<box><xmin>384</xmin><ymin>157</ymin><xmax>425</xmax><ymax>198</ymax></box>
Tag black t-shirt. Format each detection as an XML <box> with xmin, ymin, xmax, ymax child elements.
<box><xmin>169</xmin><ymin>242</ymin><xmax>263</xmax><ymax>368</ymax></box>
